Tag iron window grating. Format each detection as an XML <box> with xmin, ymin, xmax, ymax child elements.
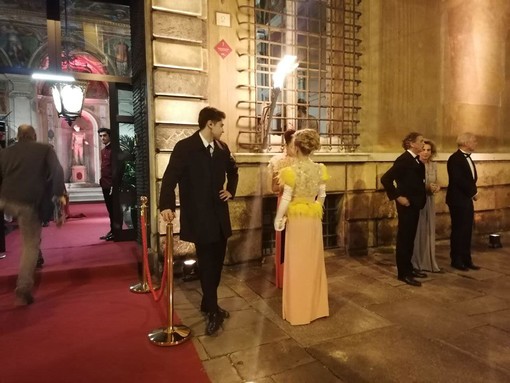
<box><xmin>237</xmin><ymin>0</ymin><xmax>362</xmax><ymax>153</ymax></box>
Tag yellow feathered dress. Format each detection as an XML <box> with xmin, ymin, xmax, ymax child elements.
<box><xmin>279</xmin><ymin>159</ymin><xmax>330</xmax><ymax>325</ymax></box>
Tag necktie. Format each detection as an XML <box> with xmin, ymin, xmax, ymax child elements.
<box><xmin>207</xmin><ymin>144</ymin><xmax>213</xmax><ymax>157</ymax></box>
<box><xmin>464</xmin><ymin>153</ymin><xmax>471</xmax><ymax>158</ymax></box>
<box><xmin>415</xmin><ymin>156</ymin><xmax>420</xmax><ymax>164</ymax></box>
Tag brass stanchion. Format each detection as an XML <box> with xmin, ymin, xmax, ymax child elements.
<box><xmin>148</xmin><ymin>222</ymin><xmax>191</xmax><ymax>346</ymax></box>
<box><xmin>130</xmin><ymin>196</ymin><xmax>159</xmax><ymax>293</ymax></box>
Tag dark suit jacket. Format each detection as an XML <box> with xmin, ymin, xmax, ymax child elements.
<box><xmin>0</xmin><ymin>141</ymin><xmax>65</xmax><ymax>214</ymax></box>
<box><xmin>159</xmin><ymin>131</ymin><xmax>239</xmax><ymax>244</ymax></box>
<box><xmin>446</xmin><ymin>149</ymin><xmax>477</xmax><ymax>207</ymax></box>
<box><xmin>381</xmin><ymin>151</ymin><xmax>426</xmax><ymax>209</ymax></box>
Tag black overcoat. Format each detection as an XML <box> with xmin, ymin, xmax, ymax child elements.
<box><xmin>159</xmin><ymin>131</ymin><xmax>239</xmax><ymax>244</ymax></box>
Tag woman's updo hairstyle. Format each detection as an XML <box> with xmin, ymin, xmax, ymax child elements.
<box><xmin>293</xmin><ymin>129</ymin><xmax>321</xmax><ymax>155</ymax></box>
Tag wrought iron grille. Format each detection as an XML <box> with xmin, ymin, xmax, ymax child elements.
<box><xmin>237</xmin><ymin>0</ymin><xmax>362</xmax><ymax>153</ymax></box>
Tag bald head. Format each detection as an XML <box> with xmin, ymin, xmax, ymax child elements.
<box><xmin>17</xmin><ymin>124</ymin><xmax>37</xmax><ymax>142</ymax></box>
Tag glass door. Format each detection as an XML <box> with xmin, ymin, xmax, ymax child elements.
<box><xmin>110</xmin><ymin>83</ymin><xmax>136</xmax><ymax>241</ymax></box>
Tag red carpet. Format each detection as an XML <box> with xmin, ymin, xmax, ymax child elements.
<box><xmin>0</xmin><ymin>203</ymin><xmax>209</xmax><ymax>383</ymax></box>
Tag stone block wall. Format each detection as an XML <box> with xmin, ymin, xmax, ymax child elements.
<box><xmin>145</xmin><ymin>1</ymin><xmax>510</xmax><ymax>264</ymax></box>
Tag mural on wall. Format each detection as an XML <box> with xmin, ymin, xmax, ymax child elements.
<box><xmin>0</xmin><ymin>0</ymin><xmax>131</xmax><ymax>76</ymax></box>
<box><xmin>0</xmin><ymin>23</ymin><xmax>44</xmax><ymax>68</ymax></box>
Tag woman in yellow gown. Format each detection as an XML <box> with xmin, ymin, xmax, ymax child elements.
<box><xmin>274</xmin><ymin>129</ymin><xmax>329</xmax><ymax>325</ymax></box>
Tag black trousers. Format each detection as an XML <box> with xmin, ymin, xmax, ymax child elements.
<box><xmin>395</xmin><ymin>203</ymin><xmax>421</xmax><ymax>278</ymax></box>
<box><xmin>102</xmin><ymin>187</ymin><xmax>114</xmax><ymax>232</ymax></box>
<box><xmin>448</xmin><ymin>203</ymin><xmax>474</xmax><ymax>266</ymax></box>
<box><xmin>195</xmin><ymin>238</ymin><xmax>227</xmax><ymax>313</ymax></box>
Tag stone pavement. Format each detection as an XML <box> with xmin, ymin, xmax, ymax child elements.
<box><xmin>173</xmin><ymin>242</ymin><xmax>510</xmax><ymax>382</ymax></box>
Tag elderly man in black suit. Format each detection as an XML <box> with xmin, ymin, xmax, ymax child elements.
<box><xmin>446</xmin><ymin>132</ymin><xmax>480</xmax><ymax>271</ymax></box>
<box><xmin>0</xmin><ymin>124</ymin><xmax>65</xmax><ymax>305</ymax></box>
<box><xmin>381</xmin><ymin>132</ymin><xmax>427</xmax><ymax>287</ymax></box>
<box><xmin>159</xmin><ymin>106</ymin><xmax>239</xmax><ymax>336</ymax></box>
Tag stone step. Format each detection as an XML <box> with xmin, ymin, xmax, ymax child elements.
<box><xmin>66</xmin><ymin>183</ymin><xmax>104</xmax><ymax>202</ymax></box>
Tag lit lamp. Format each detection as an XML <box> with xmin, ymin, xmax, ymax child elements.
<box><xmin>262</xmin><ymin>55</ymin><xmax>299</xmax><ymax>150</ymax></box>
<box><xmin>32</xmin><ymin>72</ymin><xmax>87</xmax><ymax>126</ymax></box>
<box><xmin>51</xmin><ymin>81</ymin><xmax>87</xmax><ymax>126</ymax></box>
<box><xmin>488</xmin><ymin>234</ymin><xmax>502</xmax><ymax>248</ymax></box>
<box><xmin>182</xmin><ymin>258</ymin><xmax>199</xmax><ymax>282</ymax></box>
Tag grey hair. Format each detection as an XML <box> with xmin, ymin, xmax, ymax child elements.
<box><xmin>456</xmin><ymin>132</ymin><xmax>476</xmax><ymax>147</ymax></box>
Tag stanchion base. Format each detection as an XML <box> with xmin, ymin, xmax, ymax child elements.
<box><xmin>129</xmin><ymin>282</ymin><xmax>160</xmax><ymax>294</ymax></box>
<box><xmin>148</xmin><ymin>325</ymin><xmax>191</xmax><ymax>346</ymax></box>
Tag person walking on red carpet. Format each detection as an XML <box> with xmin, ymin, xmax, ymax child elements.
<box><xmin>0</xmin><ymin>124</ymin><xmax>65</xmax><ymax>305</ymax></box>
<box><xmin>159</xmin><ymin>107</ymin><xmax>239</xmax><ymax>336</ymax></box>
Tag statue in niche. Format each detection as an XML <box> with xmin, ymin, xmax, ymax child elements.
<box><xmin>71</xmin><ymin>125</ymin><xmax>89</xmax><ymax>166</ymax></box>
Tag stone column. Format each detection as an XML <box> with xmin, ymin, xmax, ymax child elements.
<box><xmin>443</xmin><ymin>0</ymin><xmax>510</xmax><ymax>146</ymax></box>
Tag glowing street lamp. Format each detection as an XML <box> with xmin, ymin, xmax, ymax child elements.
<box><xmin>262</xmin><ymin>55</ymin><xmax>299</xmax><ymax>150</ymax></box>
<box><xmin>51</xmin><ymin>81</ymin><xmax>88</xmax><ymax>126</ymax></box>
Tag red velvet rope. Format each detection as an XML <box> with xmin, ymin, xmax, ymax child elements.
<box><xmin>140</xmin><ymin>210</ymin><xmax>167</xmax><ymax>302</ymax></box>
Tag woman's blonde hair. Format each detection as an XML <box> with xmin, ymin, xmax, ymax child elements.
<box><xmin>294</xmin><ymin>128</ymin><xmax>320</xmax><ymax>155</ymax></box>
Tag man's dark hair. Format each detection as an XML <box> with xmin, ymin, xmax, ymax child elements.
<box><xmin>198</xmin><ymin>107</ymin><xmax>226</xmax><ymax>129</ymax></box>
<box><xmin>98</xmin><ymin>128</ymin><xmax>111</xmax><ymax>136</ymax></box>
<box><xmin>402</xmin><ymin>132</ymin><xmax>422</xmax><ymax>150</ymax></box>
<box><xmin>283</xmin><ymin>128</ymin><xmax>295</xmax><ymax>145</ymax></box>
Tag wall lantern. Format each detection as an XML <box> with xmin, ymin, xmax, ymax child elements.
<box><xmin>51</xmin><ymin>81</ymin><xmax>87</xmax><ymax>126</ymax></box>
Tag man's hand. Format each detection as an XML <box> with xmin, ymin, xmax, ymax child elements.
<box><xmin>396</xmin><ymin>196</ymin><xmax>410</xmax><ymax>207</ymax></box>
<box><xmin>160</xmin><ymin>209</ymin><xmax>175</xmax><ymax>223</ymax></box>
<box><xmin>219</xmin><ymin>189</ymin><xmax>232</xmax><ymax>201</ymax></box>
<box><xmin>430</xmin><ymin>183</ymin><xmax>440</xmax><ymax>193</ymax></box>
<box><xmin>58</xmin><ymin>195</ymin><xmax>67</xmax><ymax>206</ymax></box>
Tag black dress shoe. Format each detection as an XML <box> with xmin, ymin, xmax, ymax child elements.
<box><xmin>466</xmin><ymin>263</ymin><xmax>481</xmax><ymax>270</ymax></box>
<box><xmin>205</xmin><ymin>312</ymin><xmax>224</xmax><ymax>336</ymax></box>
<box><xmin>100</xmin><ymin>231</ymin><xmax>112</xmax><ymax>240</ymax></box>
<box><xmin>412</xmin><ymin>270</ymin><xmax>427</xmax><ymax>278</ymax></box>
<box><xmin>398</xmin><ymin>276</ymin><xmax>422</xmax><ymax>287</ymax></box>
<box><xmin>105</xmin><ymin>233</ymin><xmax>114</xmax><ymax>241</ymax></box>
<box><xmin>201</xmin><ymin>306</ymin><xmax>230</xmax><ymax>319</ymax></box>
<box><xmin>218</xmin><ymin>307</ymin><xmax>230</xmax><ymax>319</ymax></box>
<box><xmin>451</xmin><ymin>263</ymin><xmax>469</xmax><ymax>271</ymax></box>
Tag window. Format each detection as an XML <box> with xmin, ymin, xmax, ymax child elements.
<box><xmin>237</xmin><ymin>0</ymin><xmax>362</xmax><ymax>153</ymax></box>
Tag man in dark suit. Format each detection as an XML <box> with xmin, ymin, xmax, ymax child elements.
<box><xmin>381</xmin><ymin>132</ymin><xmax>427</xmax><ymax>286</ymax></box>
<box><xmin>98</xmin><ymin>128</ymin><xmax>115</xmax><ymax>241</ymax></box>
<box><xmin>446</xmin><ymin>132</ymin><xmax>479</xmax><ymax>271</ymax></box>
<box><xmin>159</xmin><ymin>107</ymin><xmax>239</xmax><ymax>336</ymax></box>
<box><xmin>0</xmin><ymin>124</ymin><xmax>65</xmax><ymax>305</ymax></box>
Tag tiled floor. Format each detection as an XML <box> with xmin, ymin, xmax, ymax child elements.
<box><xmin>173</xmin><ymin>243</ymin><xmax>510</xmax><ymax>382</ymax></box>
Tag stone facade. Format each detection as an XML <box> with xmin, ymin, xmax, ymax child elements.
<box><xmin>147</xmin><ymin>0</ymin><xmax>510</xmax><ymax>263</ymax></box>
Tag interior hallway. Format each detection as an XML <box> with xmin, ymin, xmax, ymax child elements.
<box><xmin>180</xmin><ymin>242</ymin><xmax>510</xmax><ymax>382</ymax></box>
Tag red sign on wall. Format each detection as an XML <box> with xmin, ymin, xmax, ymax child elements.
<box><xmin>214</xmin><ymin>39</ymin><xmax>232</xmax><ymax>59</ymax></box>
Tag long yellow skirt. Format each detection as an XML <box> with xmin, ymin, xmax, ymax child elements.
<box><xmin>283</xmin><ymin>216</ymin><xmax>329</xmax><ymax>325</ymax></box>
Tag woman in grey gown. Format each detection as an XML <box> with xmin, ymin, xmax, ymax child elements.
<box><xmin>412</xmin><ymin>139</ymin><xmax>441</xmax><ymax>272</ymax></box>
